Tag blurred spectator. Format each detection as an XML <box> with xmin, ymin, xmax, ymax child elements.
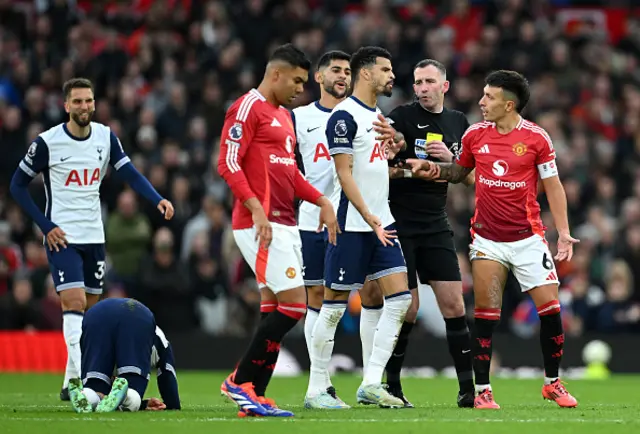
<box><xmin>0</xmin><ymin>270</ymin><xmax>40</xmax><ymax>330</ymax></box>
<box><xmin>105</xmin><ymin>190</ymin><xmax>152</xmax><ymax>293</ymax></box>
<box><xmin>39</xmin><ymin>274</ymin><xmax>62</xmax><ymax>330</ymax></box>
<box><xmin>136</xmin><ymin>227</ymin><xmax>195</xmax><ymax>331</ymax></box>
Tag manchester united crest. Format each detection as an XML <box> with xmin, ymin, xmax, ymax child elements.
<box><xmin>513</xmin><ymin>142</ymin><xmax>527</xmax><ymax>156</ymax></box>
<box><xmin>286</xmin><ymin>267</ymin><xmax>296</xmax><ymax>279</ymax></box>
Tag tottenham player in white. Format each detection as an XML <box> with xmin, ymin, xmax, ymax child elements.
<box><xmin>9</xmin><ymin>78</ymin><xmax>174</xmax><ymax>400</ymax></box>
<box><xmin>309</xmin><ymin>47</ymin><xmax>411</xmax><ymax>408</ymax></box>
<box><xmin>292</xmin><ymin>50</ymin><xmax>352</xmax><ymax>409</ymax></box>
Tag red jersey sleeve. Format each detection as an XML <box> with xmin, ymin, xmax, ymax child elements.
<box><xmin>217</xmin><ymin>96</ymin><xmax>259</xmax><ymax>204</ymax></box>
<box><xmin>456</xmin><ymin>124</ymin><xmax>477</xmax><ymax>168</ymax></box>
<box><xmin>294</xmin><ymin>169</ymin><xmax>323</xmax><ymax>205</ymax></box>
<box><xmin>534</xmin><ymin>127</ymin><xmax>556</xmax><ymax>165</ymax></box>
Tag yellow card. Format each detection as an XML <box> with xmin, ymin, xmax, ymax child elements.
<box><xmin>426</xmin><ymin>132</ymin><xmax>443</xmax><ymax>142</ymax></box>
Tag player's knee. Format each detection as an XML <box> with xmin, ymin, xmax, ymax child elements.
<box><xmin>59</xmin><ymin>288</ymin><xmax>87</xmax><ymax>312</ymax></box>
<box><xmin>275</xmin><ymin>285</ymin><xmax>306</xmax><ymax>305</ymax></box>
<box><xmin>359</xmin><ymin>282</ymin><xmax>383</xmax><ymax>306</ymax></box>
<box><xmin>323</xmin><ymin>287</ymin><xmax>350</xmax><ymax>301</ymax></box>
<box><xmin>306</xmin><ymin>285</ymin><xmax>324</xmax><ymax>309</ymax></box>
<box><xmin>440</xmin><ymin>297</ymin><xmax>465</xmax><ymax>318</ymax></box>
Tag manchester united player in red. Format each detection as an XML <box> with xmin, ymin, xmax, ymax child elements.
<box><xmin>217</xmin><ymin>44</ymin><xmax>339</xmax><ymax>417</ymax></box>
<box><xmin>405</xmin><ymin>70</ymin><xmax>579</xmax><ymax>409</ymax></box>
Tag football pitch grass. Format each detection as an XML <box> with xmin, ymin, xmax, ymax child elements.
<box><xmin>0</xmin><ymin>372</ymin><xmax>638</xmax><ymax>433</ymax></box>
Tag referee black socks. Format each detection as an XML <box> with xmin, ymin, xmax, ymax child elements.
<box><xmin>445</xmin><ymin>316</ymin><xmax>475</xmax><ymax>393</ymax></box>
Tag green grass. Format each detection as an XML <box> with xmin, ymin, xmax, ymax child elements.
<box><xmin>0</xmin><ymin>372</ymin><xmax>638</xmax><ymax>433</ymax></box>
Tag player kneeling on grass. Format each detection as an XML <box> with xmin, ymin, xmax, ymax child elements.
<box><xmin>68</xmin><ymin>298</ymin><xmax>181</xmax><ymax>413</ymax></box>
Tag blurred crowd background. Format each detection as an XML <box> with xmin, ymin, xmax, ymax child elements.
<box><xmin>1</xmin><ymin>0</ymin><xmax>639</xmax><ymax>338</ymax></box>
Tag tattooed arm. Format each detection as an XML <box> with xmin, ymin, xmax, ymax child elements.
<box><xmin>436</xmin><ymin>161</ymin><xmax>474</xmax><ymax>184</ymax></box>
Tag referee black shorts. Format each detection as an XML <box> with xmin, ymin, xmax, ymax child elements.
<box><xmin>398</xmin><ymin>231</ymin><xmax>461</xmax><ymax>289</ymax></box>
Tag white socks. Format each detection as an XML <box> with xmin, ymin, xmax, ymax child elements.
<box><xmin>304</xmin><ymin>308</ymin><xmax>319</xmax><ymax>359</ymax></box>
<box><xmin>359</xmin><ymin>304</ymin><xmax>383</xmax><ymax>374</ymax></box>
<box><xmin>307</xmin><ymin>302</ymin><xmax>346</xmax><ymax>396</ymax></box>
<box><xmin>62</xmin><ymin>311</ymin><xmax>83</xmax><ymax>387</ymax></box>
<box><xmin>82</xmin><ymin>387</ymin><xmax>101</xmax><ymax>409</ymax></box>
<box><xmin>362</xmin><ymin>293</ymin><xmax>411</xmax><ymax>386</ymax></box>
<box><xmin>121</xmin><ymin>389</ymin><xmax>142</xmax><ymax>411</ymax></box>
<box><xmin>476</xmin><ymin>384</ymin><xmax>491</xmax><ymax>393</ymax></box>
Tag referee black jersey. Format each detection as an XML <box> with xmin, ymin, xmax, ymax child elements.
<box><xmin>387</xmin><ymin>101</ymin><xmax>470</xmax><ymax>236</ymax></box>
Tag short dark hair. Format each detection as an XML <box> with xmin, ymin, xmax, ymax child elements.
<box><xmin>63</xmin><ymin>78</ymin><xmax>94</xmax><ymax>100</ymax></box>
<box><xmin>414</xmin><ymin>59</ymin><xmax>446</xmax><ymax>78</ymax></box>
<box><xmin>317</xmin><ymin>50</ymin><xmax>351</xmax><ymax>71</ymax></box>
<box><xmin>350</xmin><ymin>46</ymin><xmax>392</xmax><ymax>84</ymax></box>
<box><xmin>485</xmin><ymin>70</ymin><xmax>530</xmax><ymax>113</ymax></box>
<box><xmin>269</xmin><ymin>43</ymin><xmax>312</xmax><ymax>70</ymax></box>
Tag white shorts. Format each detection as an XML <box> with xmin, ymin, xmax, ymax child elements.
<box><xmin>469</xmin><ymin>233</ymin><xmax>559</xmax><ymax>292</ymax></box>
<box><xmin>233</xmin><ymin>223</ymin><xmax>304</xmax><ymax>293</ymax></box>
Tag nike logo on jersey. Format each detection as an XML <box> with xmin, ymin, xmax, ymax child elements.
<box><xmin>307</xmin><ymin>126</ymin><xmax>320</xmax><ymax>132</ymax></box>
<box><xmin>417</xmin><ymin>124</ymin><xmax>429</xmax><ymax>129</ymax></box>
<box><xmin>60</xmin><ymin>156</ymin><xmax>71</xmax><ymax>162</ymax></box>
<box><xmin>366</xmin><ymin>127</ymin><xmax>374</xmax><ymax>132</ymax></box>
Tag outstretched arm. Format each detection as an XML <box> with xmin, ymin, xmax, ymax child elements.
<box><xmin>436</xmin><ymin>161</ymin><xmax>474</xmax><ymax>184</ymax></box>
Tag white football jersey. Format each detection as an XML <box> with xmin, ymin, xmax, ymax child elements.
<box><xmin>326</xmin><ymin>96</ymin><xmax>394</xmax><ymax>232</ymax></box>
<box><xmin>18</xmin><ymin>122</ymin><xmax>130</xmax><ymax>244</ymax></box>
<box><xmin>292</xmin><ymin>101</ymin><xmax>334</xmax><ymax>231</ymax></box>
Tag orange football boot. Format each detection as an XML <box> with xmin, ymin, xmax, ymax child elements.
<box><xmin>542</xmin><ymin>380</ymin><xmax>578</xmax><ymax>408</ymax></box>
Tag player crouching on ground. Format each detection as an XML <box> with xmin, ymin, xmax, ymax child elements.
<box><xmin>68</xmin><ymin>298</ymin><xmax>181</xmax><ymax>413</ymax></box>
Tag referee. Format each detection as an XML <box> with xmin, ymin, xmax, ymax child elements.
<box><xmin>369</xmin><ymin>59</ymin><xmax>476</xmax><ymax>408</ymax></box>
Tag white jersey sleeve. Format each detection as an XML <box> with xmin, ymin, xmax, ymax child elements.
<box><xmin>293</xmin><ymin>102</ymin><xmax>335</xmax><ymax>231</ymax></box>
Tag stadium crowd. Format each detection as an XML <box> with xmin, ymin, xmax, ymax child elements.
<box><xmin>0</xmin><ymin>0</ymin><xmax>639</xmax><ymax>336</ymax></box>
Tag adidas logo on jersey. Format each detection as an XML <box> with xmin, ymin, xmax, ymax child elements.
<box><xmin>479</xmin><ymin>144</ymin><xmax>490</xmax><ymax>154</ymax></box>
<box><xmin>271</xmin><ymin>118</ymin><xmax>281</xmax><ymax>127</ymax></box>
<box><xmin>546</xmin><ymin>271</ymin><xmax>557</xmax><ymax>281</ymax></box>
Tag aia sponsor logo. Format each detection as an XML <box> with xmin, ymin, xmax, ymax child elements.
<box><xmin>65</xmin><ymin>168</ymin><xmax>100</xmax><ymax>186</ymax></box>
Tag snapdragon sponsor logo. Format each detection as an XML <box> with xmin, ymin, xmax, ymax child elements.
<box><xmin>479</xmin><ymin>175</ymin><xmax>526</xmax><ymax>190</ymax></box>
<box><xmin>270</xmin><ymin>154</ymin><xmax>296</xmax><ymax>166</ymax></box>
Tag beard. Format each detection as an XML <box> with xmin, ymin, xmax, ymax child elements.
<box><xmin>375</xmin><ymin>79</ymin><xmax>393</xmax><ymax>97</ymax></box>
<box><xmin>71</xmin><ymin>111</ymin><xmax>94</xmax><ymax>127</ymax></box>
<box><xmin>324</xmin><ymin>81</ymin><xmax>348</xmax><ymax>99</ymax></box>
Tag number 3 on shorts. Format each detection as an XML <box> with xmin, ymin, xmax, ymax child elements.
<box><xmin>95</xmin><ymin>260</ymin><xmax>106</xmax><ymax>280</ymax></box>
<box><xmin>542</xmin><ymin>252</ymin><xmax>554</xmax><ymax>271</ymax></box>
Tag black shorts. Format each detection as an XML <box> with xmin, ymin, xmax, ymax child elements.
<box><xmin>399</xmin><ymin>231</ymin><xmax>461</xmax><ymax>289</ymax></box>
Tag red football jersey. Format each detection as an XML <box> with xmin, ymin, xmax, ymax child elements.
<box><xmin>456</xmin><ymin>117</ymin><xmax>557</xmax><ymax>242</ymax></box>
<box><xmin>217</xmin><ymin>89</ymin><xmax>322</xmax><ymax>230</ymax></box>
